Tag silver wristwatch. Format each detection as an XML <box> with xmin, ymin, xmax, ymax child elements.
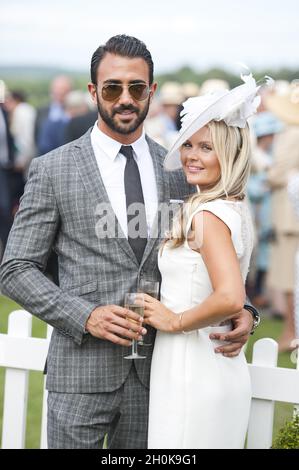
<box><xmin>244</xmin><ymin>305</ymin><xmax>261</xmax><ymax>335</ymax></box>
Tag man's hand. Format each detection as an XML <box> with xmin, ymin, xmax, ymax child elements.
<box><xmin>85</xmin><ymin>305</ymin><xmax>147</xmax><ymax>347</ymax></box>
<box><xmin>209</xmin><ymin>308</ymin><xmax>254</xmax><ymax>357</ymax></box>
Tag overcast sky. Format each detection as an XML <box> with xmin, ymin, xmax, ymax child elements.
<box><xmin>1</xmin><ymin>0</ymin><xmax>299</xmax><ymax>73</ymax></box>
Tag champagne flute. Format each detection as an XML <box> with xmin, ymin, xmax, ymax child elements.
<box><xmin>124</xmin><ymin>293</ymin><xmax>146</xmax><ymax>360</ymax></box>
<box><xmin>137</xmin><ymin>280</ymin><xmax>160</xmax><ymax>346</ymax></box>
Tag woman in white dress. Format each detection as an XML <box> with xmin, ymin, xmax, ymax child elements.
<box><xmin>143</xmin><ymin>75</ymin><xmax>268</xmax><ymax>449</ymax></box>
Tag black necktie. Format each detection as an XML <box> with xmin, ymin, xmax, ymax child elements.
<box><xmin>120</xmin><ymin>145</ymin><xmax>147</xmax><ymax>264</ymax></box>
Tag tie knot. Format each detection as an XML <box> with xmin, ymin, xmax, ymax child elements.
<box><xmin>120</xmin><ymin>145</ymin><xmax>134</xmax><ymax>160</ymax></box>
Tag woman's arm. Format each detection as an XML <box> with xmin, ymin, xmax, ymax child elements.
<box><xmin>143</xmin><ymin>210</ymin><xmax>245</xmax><ymax>333</ymax></box>
<box><xmin>178</xmin><ymin>210</ymin><xmax>246</xmax><ymax>332</ymax></box>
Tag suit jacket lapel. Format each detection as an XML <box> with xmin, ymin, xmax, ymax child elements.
<box><xmin>71</xmin><ymin>129</ymin><xmax>139</xmax><ymax>266</ymax></box>
<box><xmin>140</xmin><ymin>136</ymin><xmax>169</xmax><ymax>266</ymax></box>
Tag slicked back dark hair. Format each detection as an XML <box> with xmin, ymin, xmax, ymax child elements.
<box><xmin>90</xmin><ymin>34</ymin><xmax>154</xmax><ymax>85</ymax></box>
<box><xmin>11</xmin><ymin>90</ymin><xmax>26</xmax><ymax>102</ymax></box>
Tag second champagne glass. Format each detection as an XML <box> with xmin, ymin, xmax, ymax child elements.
<box><xmin>124</xmin><ymin>293</ymin><xmax>146</xmax><ymax>360</ymax></box>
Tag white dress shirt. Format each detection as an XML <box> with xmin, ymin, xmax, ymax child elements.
<box><xmin>90</xmin><ymin>122</ymin><xmax>158</xmax><ymax>238</ymax></box>
<box><xmin>10</xmin><ymin>102</ymin><xmax>36</xmax><ymax>171</ymax></box>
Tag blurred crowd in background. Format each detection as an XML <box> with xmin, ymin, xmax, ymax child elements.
<box><xmin>1</xmin><ymin>74</ymin><xmax>299</xmax><ymax>352</ymax></box>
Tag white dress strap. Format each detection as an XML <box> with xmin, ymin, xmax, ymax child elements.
<box><xmin>185</xmin><ymin>200</ymin><xmax>244</xmax><ymax>257</ymax></box>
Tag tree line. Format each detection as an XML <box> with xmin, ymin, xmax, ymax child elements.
<box><xmin>1</xmin><ymin>65</ymin><xmax>298</xmax><ymax>108</ymax></box>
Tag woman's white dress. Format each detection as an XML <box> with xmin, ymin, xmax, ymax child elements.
<box><xmin>148</xmin><ymin>199</ymin><xmax>254</xmax><ymax>449</ymax></box>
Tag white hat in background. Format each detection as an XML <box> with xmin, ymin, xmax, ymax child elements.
<box><xmin>265</xmin><ymin>80</ymin><xmax>299</xmax><ymax>126</ymax></box>
<box><xmin>64</xmin><ymin>90</ymin><xmax>89</xmax><ymax>109</ymax></box>
<box><xmin>199</xmin><ymin>78</ymin><xmax>229</xmax><ymax>95</ymax></box>
<box><xmin>0</xmin><ymin>80</ymin><xmax>8</xmax><ymax>104</ymax></box>
<box><xmin>159</xmin><ymin>81</ymin><xmax>184</xmax><ymax>105</ymax></box>
<box><xmin>272</xmin><ymin>80</ymin><xmax>290</xmax><ymax>95</ymax></box>
<box><xmin>182</xmin><ymin>82</ymin><xmax>200</xmax><ymax>98</ymax></box>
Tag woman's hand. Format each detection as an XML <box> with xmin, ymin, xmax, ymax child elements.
<box><xmin>143</xmin><ymin>294</ymin><xmax>180</xmax><ymax>333</ymax></box>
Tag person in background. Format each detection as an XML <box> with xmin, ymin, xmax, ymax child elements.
<box><xmin>3</xmin><ymin>90</ymin><xmax>36</xmax><ymax>219</ymax></box>
<box><xmin>287</xmin><ymin>82</ymin><xmax>299</xmax><ymax>343</ymax></box>
<box><xmin>181</xmin><ymin>82</ymin><xmax>200</xmax><ymax>100</ymax></box>
<box><xmin>64</xmin><ymin>90</ymin><xmax>91</xmax><ymax>119</ymax></box>
<box><xmin>247</xmin><ymin>111</ymin><xmax>282</xmax><ymax>308</ymax></box>
<box><xmin>63</xmin><ymin>90</ymin><xmax>97</xmax><ymax>144</ymax></box>
<box><xmin>34</xmin><ymin>76</ymin><xmax>73</xmax><ymax>283</ymax></box>
<box><xmin>159</xmin><ymin>81</ymin><xmax>184</xmax><ymax>134</ymax></box>
<box><xmin>265</xmin><ymin>81</ymin><xmax>299</xmax><ymax>351</ymax></box>
<box><xmin>177</xmin><ymin>82</ymin><xmax>200</xmax><ymax>130</ymax></box>
<box><xmin>0</xmin><ymin>102</ymin><xmax>14</xmax><ymax>260</ymax></box>
<box><xmin>145</xmin><ymin>81</ymin><xmax>184</xmax><ymax>149</ymax></box>
<box><xmin>4</xmin><ymin>90</ymin><xmax>36</xmax><ymax>179</ymax></box>
<box><xmin>35</xmin><ymin>75</ymin><xmax>72</xmax><ymax>155</ymax></box>
<box><xmin>288</xmin><ymin>171</ymin><xmax>299</xmax><ymax>342</ymax></box>
<box><xmin>199</xmin><ymin>78</ymin><xmax>229</xmax><ymax>95</ymax></box>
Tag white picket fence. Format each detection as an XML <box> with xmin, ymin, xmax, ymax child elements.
<box><xmin>0</xmin><ymin>310</ymin><xmax>299</xmax><ymax>449</ymax></box>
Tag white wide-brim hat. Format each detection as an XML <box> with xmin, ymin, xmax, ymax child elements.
<box><xmin>164</xmin><ymin>74</ymin><xmax>267</xmax><ymax>171</ymax></box>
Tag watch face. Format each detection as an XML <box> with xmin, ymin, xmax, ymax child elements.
<box><xmin>250</xmin><ymin>312</ymin><xmax>260</xmax><ymax>333</ymax></box>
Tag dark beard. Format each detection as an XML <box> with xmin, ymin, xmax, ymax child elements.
<box><xmin>96</xmin><ymin>96</ymin><xmax>150</xmax><ymax>135</ymax></box>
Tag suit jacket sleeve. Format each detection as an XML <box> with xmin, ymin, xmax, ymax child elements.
<box><xmin>0</xmin><ymin>157</ymin><xmax>98</xmax><ymax>346</ymax></box>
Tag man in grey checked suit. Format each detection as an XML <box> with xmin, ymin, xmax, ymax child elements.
<box><xmin>0</xmin><ymin>35</ymin><xmax>258</xmax><ymax>449</ymax></box>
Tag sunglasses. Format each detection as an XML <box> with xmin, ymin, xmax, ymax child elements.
<box><xmin>99</xmin><ymin>82</ymin><xmax>151</xmax><ymax>102</ymax></box>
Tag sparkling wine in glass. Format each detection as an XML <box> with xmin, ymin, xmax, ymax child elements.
<box><xmin>137</xmin><ymin>280</ymin><xmax>159</xmax><ymax>346</ymax></box>
<box><xmin>124</xmin><ymin>293</ymin><xmax>146</xmax><ymax>360</ymax></box>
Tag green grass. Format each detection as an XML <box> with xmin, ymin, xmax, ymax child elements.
<box><xmin>0</xmin><ymin>295</ymin><xmax>296</xmax><ymax>448</ymax></box>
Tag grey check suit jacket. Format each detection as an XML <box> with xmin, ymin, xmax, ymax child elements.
<box><xmin>0</xmin><ymin>129</ymin><xmax>193</xmax><ymax>393</ymax></box>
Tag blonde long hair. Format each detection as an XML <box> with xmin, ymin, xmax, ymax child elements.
<box><xmin>167</xmin><ymin>120</ymin><xmax>251</xmax><ymax>248</ymax></box>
